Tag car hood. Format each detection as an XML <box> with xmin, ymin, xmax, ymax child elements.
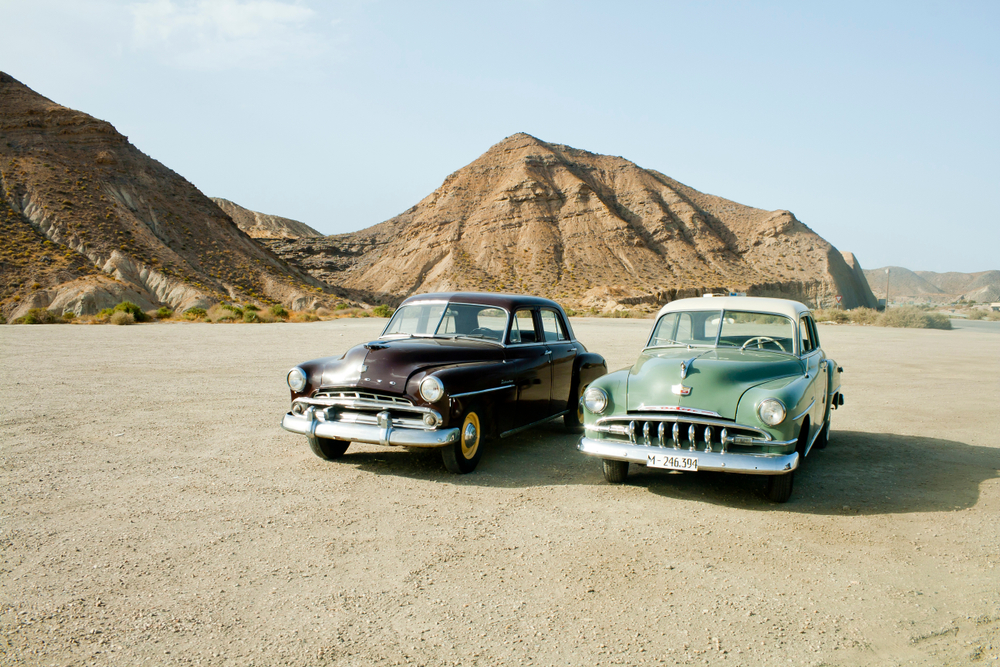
<box><xmin>625</xmin><ymin>347</ymin><xmax>803</xmax><ymax>419</ymax></box>
<box><xmin>322</xmin><ymin>337</ymin><xmax>505</xmax><ymax>394</ymax></box>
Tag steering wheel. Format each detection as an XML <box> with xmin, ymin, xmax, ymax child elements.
<box><xmin>740</xmin><ymin>336</ymin><xmax>785</xmax><ymax>352</ymax></box>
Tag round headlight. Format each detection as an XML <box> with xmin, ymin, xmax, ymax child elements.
<box><xmin>419</xmin><ymin>376</ymin><xmax>445</xmax><ymax>403</ymax></box>
<box><xmin>757</xmin><ymin>399</ymin><xmax>786</xmax><ymax>426</ymax></box>
<box><xmin>287</xmin><ymin>367</ymin><xmax>307</xmax><ymax>392</ymax></box>
<box><xmin>583</xmin><ymin>387</ymin><xmax>609</xmax><ymax>414</ymax></box>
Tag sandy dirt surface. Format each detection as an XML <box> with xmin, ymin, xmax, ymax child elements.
<box><xmin>2</xmin><ymin>318</ymin><xmax>999</xmax><ymax>666</ymax></box>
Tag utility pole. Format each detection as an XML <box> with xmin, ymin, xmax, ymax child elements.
<box><xmin>884</xmin><ymin>268</ymin><xmax>891</xmax><ymax>310</ymax></box>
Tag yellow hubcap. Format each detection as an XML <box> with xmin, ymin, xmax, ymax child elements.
<box><xmin>461</xmin><ymin>412</ymin><xmax>480</xmax><ymax>459</ymax></box>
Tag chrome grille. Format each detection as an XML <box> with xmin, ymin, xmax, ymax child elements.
<box><xmin>313</xmin><ymin>390</ymin><xmax>413</xmax><ymax>407</ymax></box>
<box><xmin>593</xmin><ymin>415</ymin><xmax>767</xmax><ymax>453</ymax></box>
<box><xmin>292</xmin><ymin>390</ymin><xmax>440</xmax><ymax>431</ymax></box>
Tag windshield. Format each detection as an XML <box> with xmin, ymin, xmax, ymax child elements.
<box><xmin>648</xmin><ymin>309</ymin><xmax>795</xmax><ymax>353</ymax></box>
<box><xmin>382</xmin><ymin>303</ymin><xmax>507</xmax><ymax>342</ymax></box>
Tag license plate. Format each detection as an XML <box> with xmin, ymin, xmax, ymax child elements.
<box><xmin>647</xmin><ymin>453</ymin><xmax>698</xmax><ymax>471</ymax></box>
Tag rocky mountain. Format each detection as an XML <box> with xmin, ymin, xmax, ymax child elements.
<box><xmin>865</xmin><ymin>267</ymin><xmax>1000</xmax><ymax>303</ymax></box>
<box><xmin>265</xmin><ymin>133</ymin><xmax>877</xmax><ymax>310</ymax></box>
<box><xmin>211</xmin><ymin>197</ymin><xmax>321</xmax><ymax>239</ymax></box>
<box><xmin>0</xmin><ymin>72</ymin><xmax>352</xmax><ymax>320</ymax></box>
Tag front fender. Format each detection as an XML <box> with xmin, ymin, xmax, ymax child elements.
<box><xmin>574</xmin><ymin>352</ymin><xmax>608</xmax><ymax>395</ymax></box>
<box><xmin>735</xmin><ymin>374</ymin><xmax>813</xmax><ymax>445</ymax></box>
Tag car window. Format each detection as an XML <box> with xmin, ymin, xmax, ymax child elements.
<box><xmin>508</xmin><ymin>309</ymin><xmax>537</xmax><ymax>344</ymax></box>
<box><xmin>799</xmin><ymin>318</ymin><xmax>814</xmax><ymax>354</ymax></box>
<box><xmin>383</xmin><ymin>303</ymin><xmax>446</xmax><ymax>336</ymax></box>
<box><xmin>649</xmin><ymin>311</ymin><xmax>718</xmax><ymax>347</ymax></box>
<box><xmin>807</xmin><ymin>316</ymin><xmax>821</xmax><ymax>348</ymax></box>
<box><xmin>540</xmin><ymin>309</ymin><xmax>568</xmax><ymax>342</ymax></box>
<box><xmin>434</xmin><ymin>304</ymin><xmax>506</xmax><ymax>341</ymax></box>
<box><xmin>717</xmin><ymin>311</ymin><xmax>794</xmax><ymax>353</ymax></box>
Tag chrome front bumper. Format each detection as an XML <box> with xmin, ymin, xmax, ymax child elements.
<box><xmin>281</xmin><ymin>411</ymin><xmax>459</xmax><ymax>448</ymax></box>
<box><xmin>577</xmin><ymin>437</ymin><xmax>799</xmax><ymax>475</ymax></box>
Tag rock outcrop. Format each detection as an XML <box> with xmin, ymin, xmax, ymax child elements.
<box><xmin>265</xmin><ymin>133</ymin><xmax>878</xmax><ymax>310</ymax></box>
<box><xmin>211</xmin><ymin>197</ymin><xmax>322</xmax><ymax>239</ymax></box>
<box><xmin>865</xmin><ymin>266</ymin><xmax>1000</xmax><ymax>303</ymax></box>
<box><xmin>0</xmin><ymin>72</ymin><xmax>356</xmax><ymax>319</ymax></box>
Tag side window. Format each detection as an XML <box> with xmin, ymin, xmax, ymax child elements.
<box><xmin>807</xmin><ymin>316</ymin><xmax>821</xmax><ymax>349</ymax></box>
<box><xmin>509</xmin><ymin>309</ymin><xmax>537</xmax><ymax>344</ymax></box>
<box><xmin>540</xmin><ymin>309</ymin><xmax>568</xmax><ymax>342</ymax></box>
<box><xmin>799</xmin><ymin>318</ymin><xmax>814</xmax><ymax>354</ymax></box>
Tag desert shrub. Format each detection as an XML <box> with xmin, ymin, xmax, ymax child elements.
<box><xmin>14</xmin><ymin>308</ymin><xmax>63</xmax><ymax>324</ymax></box>
<box><xmin>881</xmin><ymin>305</ymin><xmax>952</xmax><ymax>330</ymax></box>
<box><xmin>987</xmin><ymin>310</ymin><xmax>1000</xmax><ymax>321</ymax></box>
<box><xmin>243</xmin><ymin>310</ymin><xmax>260</xmax><ymax>323</ymax></box>
<box><xmin>155</xmin><ymin>306</ymin><xmax>174</xmax><ymax>319</ymax></box>
<box><xmin>0</xmin><ymin>313</ymin><xmax>6</xmax><ymax>325</ymax></box>
<box><xmin>966</xmin><ymin>309</ymin><xmax>986</xmax><ymax>321</ymax></box>
<box><xmin>371</xmin><ymin>304</ymin><xmax>394</xmax><ymax>318</ymax></box>
<box><xmin>269</xmin><ymin>304</ymin><xmax>289</xmax><ymax>319</ymax></box>
<box><xmin>563</xmin><ymin>307</ymin><xmax>578</xmax><ymax>317</ymax></box>
<box><xmin>243</xmin><ymin>304</ymin><xmax>259</xmax><ymax>312</ymax></box>
<box><xmin>220</xmin><ymin>303</ymin><xmax>244</xmax><ymax>317</ymax></box>
<box><xmin>334</xmin><ymin>303</ymin><xmax>348</xmax><ymax>311</ymax></box>
<box><xmin>846</xmin><ymin>308</ymin><xmax>881</xmax><ymax>326</ymax></box>
<box><xmin>813</xmin><ymin>308</ymin><xmax>849</xmax><ymax>323</ymax></box>
<box><xmin>110</xmin><ymin>311</ymin><xmax>135</xmax><ymax>325</ymax></box>
<box><xmin>291</xmin><ymin>311</ymin><xmax>319</xmax><ymax>322</ymax></box>
<box><xmin>62</xmin><ymin>311</ymin><xmax>76</xmax><ymax>321</ymax></box>
<box><xmin>315</xmin><ymin>307</ymin><xmax>332</xmax><ymax>318</ymax></box>
<box><xmin>113</xmin><ymin>301</ymin><xmax>149</xmax><ymax>322</ymax></box>
<box><xmin>184</xmin><ymin>307</ymin><xmax>207</xmax><ymax>321</ymax></box>
<box><xmin>208</xmin><ymin>304</ymin><xmax>239</xmax><ymax>322</ymax></box>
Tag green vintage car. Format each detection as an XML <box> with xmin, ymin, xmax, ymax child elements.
<box><xmin>577</xmin><ymin>296</ymin><xmax>844</xmax><ymax>502</ymax></box>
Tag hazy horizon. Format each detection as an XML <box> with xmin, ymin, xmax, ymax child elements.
<box><xmin>1</xmin><ymin>0</ymin><xmax>997</xmax><ymax>273</ymax></box>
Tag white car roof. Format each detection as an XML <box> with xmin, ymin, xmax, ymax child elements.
<box><xmin>655</xmin><ymin>296</ymin><xmax>811</xmax><ymax>320</ymax></box>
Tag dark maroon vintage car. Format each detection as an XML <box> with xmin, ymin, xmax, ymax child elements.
<box><xmin>280</xmin><ymin>293</ymin><xmax>607</xmax><ymax>473</ymax></box>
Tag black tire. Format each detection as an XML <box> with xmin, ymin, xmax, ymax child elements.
<box><xmin>765</xmin><ymin>471</ymin><xmax>794</xmax><ymax>503</ymax></box>
<box><xmin>309</xmin><ymin>437</ymin><xmax>350</xmax><ymax>461</ymax></box>
<box><xmin>602</xmin><ymin>459</ymin><xmax>629</xmax><ymax>484</ymax></box>
<box><xmin>813</xmin><ymin>418</ymin><xmax>831</xmax><ymax>450</ymax></box>
<box><xmin>442</xmin><ymin>405</ymin><xmax>485</xmax><ymax>474</ymax></box>
<box><xmin>564</xmin><ymin>385</ymin><xmax>585</xmax><ymax>431</ymax></box>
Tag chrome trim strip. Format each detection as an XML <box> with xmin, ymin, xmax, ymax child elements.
<box><xmin>282</xmin><ymin>412</ymin><xmax>459</xmax><ymax>448</ymax></box>
<box><xmin>292</xmin><ymin>396</ymin><xmax>441</xmax><ymax>420</ymax></box>
<box><xmin>792</xmin><ymin>399</ymin><xmax>815</xmax><ymax>422</ymax></box>
<box><xmin>451</xmin><ymin>385</ymin><xmax>517</xmax><ymax>399</ymax></box>
<box><xmin>636</xmin><ymin>405</ymin><xmax>723</xmax><ymax>418</ymax></box>
<box><xmin>577</xmin><ymin>437</ymin><xmax>799</xmax><ymax>475</ymax></box>
<box><xmin>594</xmin><ymin>414</ymin><xmax>772</xmax><ymax>440</ymax></box>
<box><xmin>803</xmin><ymin>422</ymin><xmax>824</xmax><ymax>457</ymax></box>
<box><xmin>499</xmin><ymin>411</ymin><xmax>568</xmax><ymax>439</ymax></box>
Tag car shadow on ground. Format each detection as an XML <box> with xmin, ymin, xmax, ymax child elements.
<box><xmin>333</xmin><ymin>427</ymin><xmax>1000</xmax><ymax>513</ymax></box>
<box><xmin>640</xmin><ymin>430</ymin><xmax>1000</xmax><ymax>514</ymax></box>
<box><xmin>325</xmin><ymin>418</ymin><xmax>602</xmax><ymax>487</ymax></box>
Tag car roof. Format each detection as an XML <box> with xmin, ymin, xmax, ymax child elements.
<box><xmin>655</xmin><ymin>296</ymin><xmax>811</xmax><ymax>320</ymax></box>
<box><xmin>400</xmin><ymin>292</ymin><xmax>564</xmax><ymax>311</ymax></box>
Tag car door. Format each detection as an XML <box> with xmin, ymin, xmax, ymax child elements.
<box><xmin>799</xmin><ymin>315</ymin><xmax>825</xmax><ymax>445</ymax></box>
<box><xmin>504</xmin><ymin>308</ymin><xmax>551</xmax><ymax>429</ymax></box>
<box><xmin>539</xmin><ymin>308</ymin><xmax>577</xmax><ymax>416</ymax></box>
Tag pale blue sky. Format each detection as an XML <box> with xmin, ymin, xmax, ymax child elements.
<box><xmin>2</xmin><ymin>0</ymin><xmax>997</xmax><ymax>272</ymax></box>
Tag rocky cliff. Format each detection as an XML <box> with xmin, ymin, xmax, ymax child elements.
<box><xmin>0</xmin><ymin>72</ymin><xmax>353</xmax><ymax>319</ymax></box>
<box><xmin>211</xmin><ymin>197</ymin><xmax>322</xmax><ymax>239</ymax></box>
<box><xmin>265</xmin><ymin>133</ymin><xmax>877</xmax><ymax>310</ymax></box>
<box><xmin>865</xmin><ymin>267</ymin><xmax>1000</xmax><ymax>303</ymax></box>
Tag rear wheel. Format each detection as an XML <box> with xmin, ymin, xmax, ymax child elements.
<box><xmin>442</xmin><ymin>406</ymin><xmax>485</xmax><ymax>474</ymax></box>
<box><xmin>309</xmin><ymin>437</ymin><xmax>350</xmax><ymax>461</ymax></box>
<box><xmin>602</xmin><ymin>459</ymin><xmax>629</xmax><ymax>484</ymax></box>
<box><xmin>766</xmin><ymin>471</ymin><xmax>794</xmax><ymax>503</ymax></box>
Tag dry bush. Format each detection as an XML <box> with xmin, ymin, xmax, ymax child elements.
<box><xmin>881</xmin><ymin>306</ymin><xmax>952</xmax><ymax>330</ymax></box>
<box><xmin>315</xmin><ymin>307</ymin><xmax>332</xmax><ymax>318</ymax></box>
<box><xmin>110</xmin><ymin>311</ymin><xmax>135</xmax><ymax>325</ymax></box>
<box><xmin>988</xmin><ymin>310</ymin><xmax>1000</xmax><ymax>322</ymax></box>
<box><xmin>207</xmin><ymin>304</ymin><xmax>239</xmax><ymax>323</ymax></box>
<box><xmin>813</xmin><ymin>308</ymin><xmax>849</xmax><ymax>323</ymax></box>
<box><xmin>847</xmin><ymin>308</ymin><xmax>881</xmax><ymax>326</ymax></box>
<box><xmin>290</xmin><ymin>311</ymin><xmax>319</xmax><ymax>322</ymax></box>
<box><xmin>966</xmin><ymin>309</ymin><xmax>987</xmax><ymax>321</ymax></box>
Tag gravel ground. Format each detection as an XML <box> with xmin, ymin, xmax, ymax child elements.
<box><xmin>2</xmin><ymin>318</ymin><xmax>998</xmax><ymax>666</ymax></box>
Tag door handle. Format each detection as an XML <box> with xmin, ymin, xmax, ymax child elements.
<box><xmin>569</xmin><ymin>347</ymin><xmax>578</xmax><ymax>352</ymax></box>
<box><xmin>544</xmin><ymin>349</ymin><xmax>552</xmax><ymax>355</ymax></box>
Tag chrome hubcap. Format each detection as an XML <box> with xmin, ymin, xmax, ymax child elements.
<box><xmin>463</xmin><ymin>422</ymin><xmax>478</xmax><ymax>444</ymax></box>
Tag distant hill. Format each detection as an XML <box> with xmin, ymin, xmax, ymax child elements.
<box><xmin>265</xmin><ymin>133</ymin><xmax>877</xmax><ymax>310</ymax></box>
<box><xmin>0</xmin><ymin>72</ymin><xmax>355</xmax><ymax>319</ymax></box>
<box><xmin>211</xmin><ymin>197</ymin><xmax>322</xmax><ymax>239</ymax></box>
<box><xmin>865</xmin><ymin>267</ymin><xmax>1000</xmax><ymax>303</ymax></box>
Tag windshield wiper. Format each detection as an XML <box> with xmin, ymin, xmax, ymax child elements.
<box><xmin>452</xmin><ymin>334</ymin><xmax>502</xmax><ymax>345</ymax></box>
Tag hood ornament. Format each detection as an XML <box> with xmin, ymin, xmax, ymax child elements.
<box><xmin>680</xmin><ymin>357</ymin><xmax>697</xmax><ymax>379</ymax></box>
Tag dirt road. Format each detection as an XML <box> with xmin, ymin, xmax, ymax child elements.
<box><xmin>2</xmin><ymin>318</ymin><xmax>998</xmax><ymax>666</ymax></box>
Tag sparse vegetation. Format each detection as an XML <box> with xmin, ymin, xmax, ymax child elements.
<box><xmin>184</xmin><ymin>307</ymin><xmax>208</xmax><ymax>321</ymax></box>
<box><xmin>155</xmin><ymin>306</ymin><xmax>174</xmax><ymax>319</ymax></box>
<box><xmin>372</xmin><ymin>304</ymin><xmax>394</xmax><ymax>318</ymax></box>
<box><xmin>13</xmin><ymin>308</ymin><xmax>64</xmax><ymax>324</ymax></box>
<box><xmin>814</xmin><ymin>306</ymin><xmax>952</xmax><ymax>330</ymax></box>
<box><xmin>113</xmin><ymin>301</ymin><xmax>149</xmax><ymax>323</ymax></box>
<box><xmin>269</xmin><ymin>304</ymin><xmax>289</xmax><ymax>319</ymax></box>
<box><xmin>110</xmin><ymin>311</ymin><xmax>135</xmax><ymax>325</ymax></box>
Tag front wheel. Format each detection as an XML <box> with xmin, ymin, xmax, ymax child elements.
<box><xmin>309</xmin><ymin>437</ymin><xmax>350</xmax><ymax>461</ymax></box>
<box><xmin>765</xmin><ymin>471</ymin><xmax>794</xmax><ymax>503</ymax></box>
<box><xmin>442</xmin><ymin>406</ymin><xmax>486</xmax><ymax>474</ymax></box>
<box><xmin>602</xmin><ymin>459</ymin><xmax>629</xmax><ymax>484</ymax></box>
